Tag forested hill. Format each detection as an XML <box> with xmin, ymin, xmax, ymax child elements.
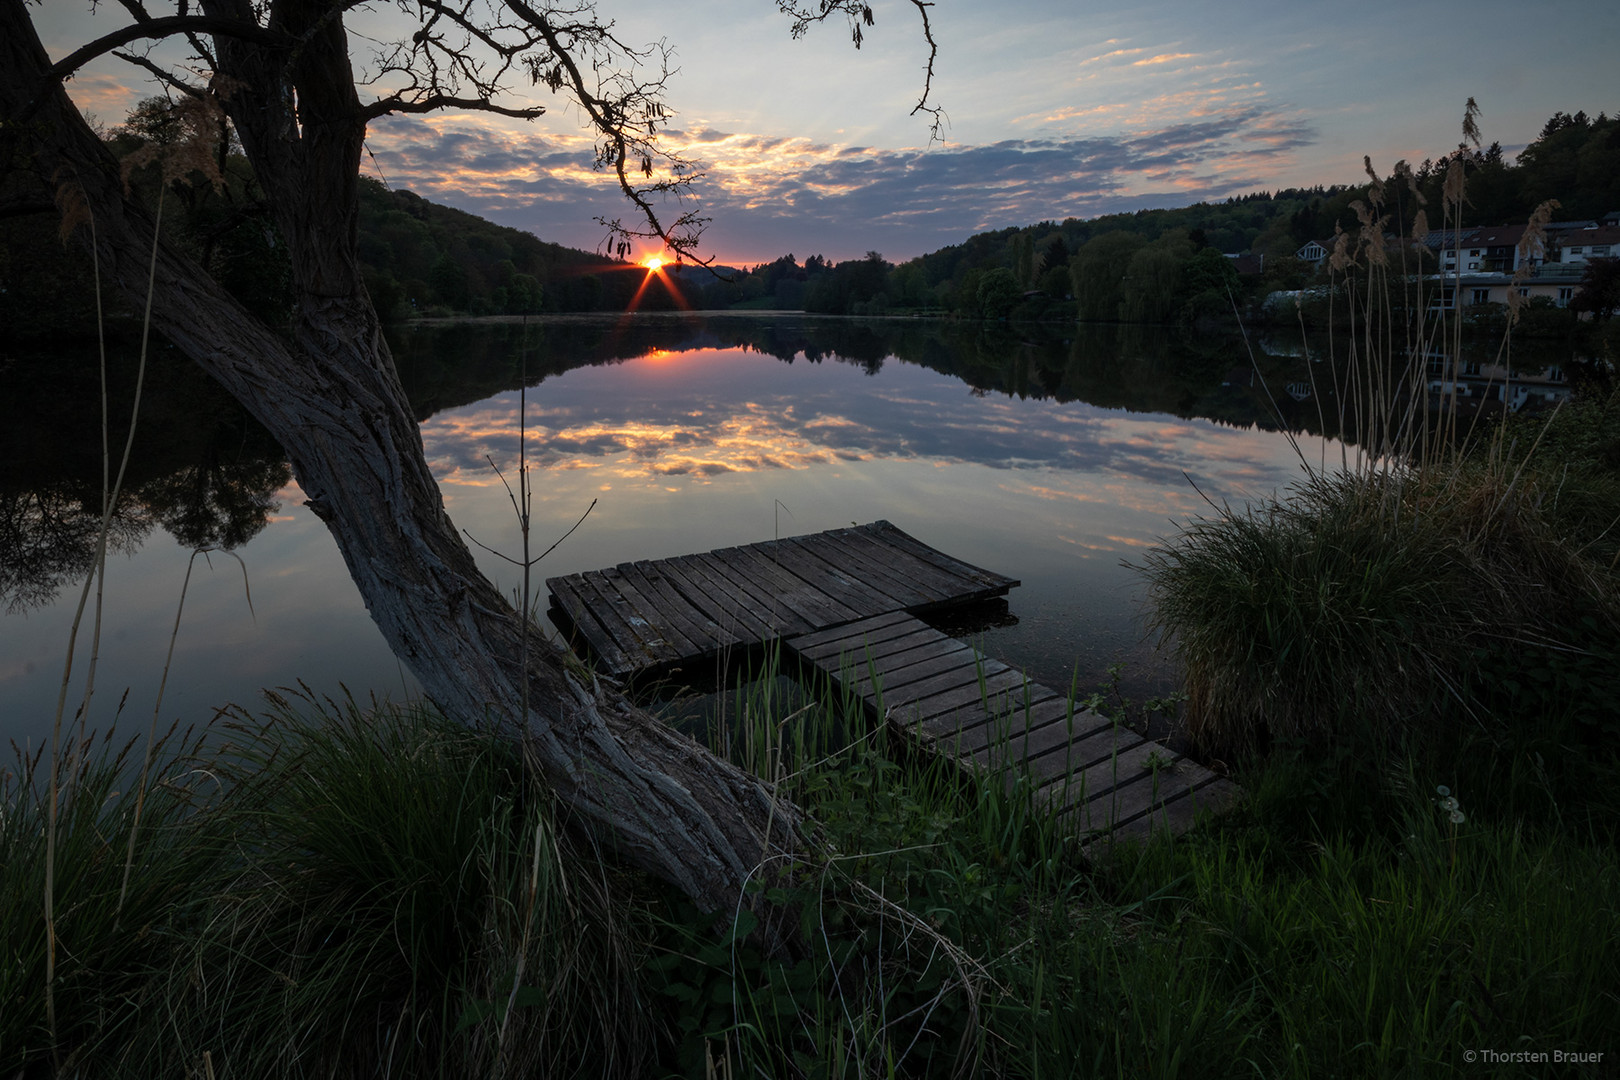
<box><xmin>0</xmin><ymin>96</ymin><xmax>660</xmax><ymax>341</ymax></box>
<box><xmin>689</xmin><ymin>108</ymin><xmax>1620</xmax><ymax>322</ymax></box>
<box><xmin>896</xmin><ymin>109</ymin><xmax>1620</xmax><ymax>300</ymax></box>
<box><xmin>353</xmin><ymin>178</ymin><xmax>663</xmax><ymax>319</ymax></box>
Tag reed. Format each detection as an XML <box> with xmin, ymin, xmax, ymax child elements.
<box><xmin>1140</xmin><ymin>104</ymin><xmax>1620</xmax><ymax>767</ymax></box>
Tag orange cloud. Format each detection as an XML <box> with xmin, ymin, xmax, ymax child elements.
<box><xmin>1133</xmin><ymin>52</ymin><xmax>1197</xmax><ymax>67</ymax></box>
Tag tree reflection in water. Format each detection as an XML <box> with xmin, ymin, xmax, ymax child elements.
<box><xmin>0</xmin><ymin>344</ymin><xmax>290</xmax><ymax>613</ymax></box>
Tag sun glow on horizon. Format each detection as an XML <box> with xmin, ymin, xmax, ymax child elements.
<box><xmin>640</xmin><ymin>255</ymin><xmax>668</xmax><ymax>272</ymax></box>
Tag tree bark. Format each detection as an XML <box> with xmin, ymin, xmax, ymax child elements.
<box><xmin>2</xmin><ymin>0</ymin><xmax>798</xmax><ymax>914</ymax></box>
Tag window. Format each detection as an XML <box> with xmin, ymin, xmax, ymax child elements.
<box><xmin>1468</xmin><ymin>261</ymin><xmax>1479</xmax><ymax>269</ymax></box>
<box><xmin>1469</xmin><ymin>248</ymin><xmax>1481</xmax><ymax>256</ymax></box>
<box><xmin>1595</xmin><ymin>245</ymin><xmax>1612</xmax><ymax>256</ymax></box>
<box><xmin>1464</xmin><ymin>359</ymin><xmax>1482</xmax><ymax>376</ymax></box>
<box><xmin>1559</xmin><ymin>287</ymin><xmax>1574</xmax><ymax>307</ymax></box>
<box><xmin>1471</xmin><ymin>288</ymin><xmax>1490</xmax><ymax>305</ymax></box>
<box><xmin>1518</xmin><ymin>287</ymin><xmax>1531</xmax><ymax>298</ymax></box>
<box><xmin>1571</xmin><ymin>246</ymin><xmax>1584</xmax><ymax>254</ymax></box>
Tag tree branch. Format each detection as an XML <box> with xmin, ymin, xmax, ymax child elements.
<box><xmin>361</xmin><ymin>93</ymin><xmax>545</xmax><ymax>122</ymax></box>
<box><xmin>42</xmin><ymin>15</ymin><xmax>290</xmax><ymax>87</ymax></box>
<box><xmin>111</xmin><ymin>50</ymin><xmax>208</xmax><ymax>99</ymax></box>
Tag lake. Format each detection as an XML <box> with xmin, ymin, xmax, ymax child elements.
<box><xmin>3</xmin><ymin>312</ymin><xmax>1346</xmax><ymax>750</ymax></box>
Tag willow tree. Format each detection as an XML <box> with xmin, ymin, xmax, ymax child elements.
<box><xmin>0</xmin><ymin>0</ymin><xmax>939</xmax><ymax>913</ymax></box>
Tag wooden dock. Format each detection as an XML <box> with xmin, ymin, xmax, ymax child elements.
<box><xmin>547</xmin><ymin>522</ymin><xmax>1237</xmax><ymax>847</ymax></box>
<box><xmin>787</xmin><ymin>613</ymin><xmax>1238</xmax><ymax>847</ymax></box>
<box><xmin>547</xmin><ymin>520</ymin><xmax>1018</xmax><ymax>677</ymax></box>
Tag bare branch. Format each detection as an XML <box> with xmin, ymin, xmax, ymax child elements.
<box><xmin>905</xmin><ymin>0</ymin><xmax>945</xmax><ymax>142</ymax></box>
<box><xmin>42</xmin><ymin>15</ymin><xmax>289</xmax><ymax>87</ymax></box>
<box><xmin>111</xmin><ymin>50</ymin><xmax>208</xmax><ymax>99</ymax></box>
<box><xmin>361</xmin><ymin>94</ymin><xmax>544</xmax><ymax>121</ymax></box>
<box><xmin>504</xmin><ymin>0</ymin><xmax>712</xmax><ymax>264</ymax></box>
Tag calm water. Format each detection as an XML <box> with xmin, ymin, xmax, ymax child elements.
<box><xmin>3</xmin><ymin>314</ymin><xmax>1340</xmax><ymax>749</ymax></box>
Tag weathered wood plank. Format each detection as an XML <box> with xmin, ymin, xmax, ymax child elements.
<box><xmin>1088</xmin><ymin>778</ymin><xmax>1242</xmax><ymax>853</ymax></box>
<box><xmin>846</xmin><ymin>641</ymin><xmax>984</xmax><ymax>700</ymax></box>
<box><xmin>795</xmin><ymin>625</ymin><xmax>939</xmax><ymax>665</ymax></box>
<box><xmin>786</xmin><ymin>533</ymin><xmax>932</xmax><ymax>609</ymax></box>
<box><xmin>656</xmin><ymin>555</ymin><xmax>777</xmax><ymax>644</ymax></box>
<box><xmin>613</xmin><ymin>562</ymin><xmax>713</xmax><ymax>658</ymax></box>
<box><xmin>825</xmin><ymin>526</ymin><xmax>973</xmax><ymax>599</ymax></box>
<box><xmin>602</xmin><ymin>565</ymin><xmax>701</xmax><ymax>660</ymax></box>
<box><xmin>886</xmin><ymin>666</ymin><xmax>1034</xmax><ymax>720</ymax></box>
<box><xmin>689</xmin><ymin>551</ymin><xmax>815</xmax><ymax>638</ymax></box>
<box><xmin>546</xmin><ymin>574</ymin><xmax>634</xmax><ymax>674</ymax></box>
<box><xmin>753</xmin><ymin>539</ymin><xmax>897</xmax><ymax>617</ymax></box>
<box><xmin>1044</xmin><ymin>741</ymin><xmax>1170</xmax><ymax>831</ymax></box>
<box><xmin>576</xmin><ymin>571</ymin><xmax>681</xmax><ymax>668</ymax></box>
<box><xmin>626</xmin><ymin>559</ymin><xmax>736</xmax><ymax>657</ymax></box>
<box><xmin>715</xmin><ymin>545</ymin><xmax>857</xmax><ymax>629</ymax></box>
<box><xmin>865</xmin><ymin>521</ymin><xmax>1019</xmax><ymax>594</ymax></box>
<box><xmin>785</xmin><ymin>610</ymin><xmax>915</xmax><ymax>653</ymax></box>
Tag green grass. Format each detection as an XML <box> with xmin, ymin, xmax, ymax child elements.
<box><xmin>7</xmin><ymin>669</ymin><xmax>1618</xmax><ymax>1078</ymax></box>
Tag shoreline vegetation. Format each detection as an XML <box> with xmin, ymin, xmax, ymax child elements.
<box><xmin>6</xmin><ymin>101</ymin><xmax>1619</xmax><ymax>1078</ymax></box>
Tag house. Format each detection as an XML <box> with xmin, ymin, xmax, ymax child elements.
<box><xmin>1546</xmin><ymin>224</ymin><xmax>1620</xmax><ymax>268</ymax></box>
<box><xmin>1426</xmin><ymin>355</ymin><xmax>1572</xmax><ymax>412</ymax></box>
<box><xmin>1225</xmin><ymin>252</ymin><xmax>1265</xmax><ymax>276</ymax></box>
<box><xmin>1295</xmin><ymin>240</ymin><xmax>1329</xmax><ymax>265</ymax></box>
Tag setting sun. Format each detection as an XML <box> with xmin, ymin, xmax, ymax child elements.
<box><xmin>640</xmin><ymin>255</ymin><xmax>667</xmax><ymax>272</ymax></box>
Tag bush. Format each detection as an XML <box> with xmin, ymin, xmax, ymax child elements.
<box><xmin>1139</xmin><ymin>461</ymin><xmax>1620</xmax><ymax>760</ymax></box>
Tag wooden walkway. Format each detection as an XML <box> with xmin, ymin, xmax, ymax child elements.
<box><xmin>548</xmin><ymin>522</ymin><xmax>1238</xmax><ymax>847</ymax></box>
<box><xmin>546</xmin><ymin>520</ymin><xmax>1018</xmax><ymax>677</ymax></box>
<box><xmin>788</xmin><ymin>613</ymin><xmax>1239</xmax><ymax>847</ymax></box>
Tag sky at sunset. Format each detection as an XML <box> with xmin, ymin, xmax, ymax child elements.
<box><xmin>38</xmin><ymin>0</ymin><xmax>1620</xmax><ymax>265</ymax></box>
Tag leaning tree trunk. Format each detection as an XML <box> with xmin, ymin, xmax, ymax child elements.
<box><xmin>1</xmin><ymin>0</ymin><xmax>797</xmax><ymax>913</ymax></box>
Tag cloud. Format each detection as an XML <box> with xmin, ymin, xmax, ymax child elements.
<box><xmin>1132</xmin><ymin>52</ymin><xmax>1196</xmax><ymax>67</ymax></box>
<box><xmin>419</xmin><ymin>346</ymin><xmax>1308</xmax><ymax>503</ymax></box>
<box><xmin>365</xmin><ymin>103</ymin><xmax>1317</xmax><ymax>263</ymax></box>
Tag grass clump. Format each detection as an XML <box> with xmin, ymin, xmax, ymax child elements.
<box><xmin>4</xmin><ymin>695</ymin><xmax>655</xmax><ymax>1080</ymax></box>
<box><xmin>1142</xmin><ymin>458</ymin><xmax>1620</xmax><ymax>758</ymax></box>
<box><xmin>9</xmin><ymin>671</ymin><xmax>1619</xmax><ymax>1078</ymax></box>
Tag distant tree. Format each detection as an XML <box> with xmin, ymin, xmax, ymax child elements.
<box><xmin>1010</xmin><ymin>231</ymin><xmax>1036</xmax><ymax>289</ymax></box>
<box><xmin>1070</xmin><ymin>231</ymin><xmax>1145</xmax><ymax>322</ymax></box>
<box><xmin>1119</xmin><ymin>233</ymin><xmax>1193</xmax><ymax>323</ymax></box>
<box><xmin>1039</xmin><ymin>234</ymin><xmax>1071</xmax><ymax>276</ymax></box>
<box><xmin>1571</xmin><ymin>258</ymin><xmax>1620</xmax><ymax>321</ymax></box>
<box><xmin>977</xmin><ymin>267</ymin><xmax>1021</xmax><ymax>320</ymax></box>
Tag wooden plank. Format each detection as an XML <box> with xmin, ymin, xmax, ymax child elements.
<box><xmin>613</xmin><ymin>562</ymin><xmax>710</xmax><ymax>658</ymax></box>
<box><xmin>786</xmin><ymin>533</ymin><xmax>932</xmax><ymax>609</ymax></box>
<box><xmin>847</xmin><ymin>640</ymin><xmax>983</xmax><ymax>700</ymax></box>
<box><xmin>794</xmin><ymin>624</ymin><xmax>938</xmax><ymax>665</ymax></box>
<box><xmin>961</xmin><ymin>699</ymin><xmax>1096</xmax><ymax>768</ymax></box>
<box><xmin>887</xmin><ymin>666</ymin><xmax>1035</xmax><ymax>723</ymax></box>
<box><xmin>829</xmin><ymin>527</ymin><xmax>978</xmax><ymax>601</ymax></box>
<box><xmin>546</xmin><ymin>575</ymin><xmax>634</xmax><ymax>674</ymax></box>
<box><xmin>909</xmin><ymin>693</ymin><xmax>1065</xmax><ymax>759</ymax></box>
<box><xmin>575</xmin><ymin>571</ymin><xmax>680</xmax><ymax>668</ymax></box>
<box><xmin>589</xmin><ymin>568</ymin><xmax>685</xmax><ymax>663</ymax></box>
<box><xmin>1044</xmin><ymin>741</ymin><xmax>1170</xmax><ymax>831</ymax></box>
<box><xmin>796</xmin><ymin>531</ymin><xmax>935</xmax><ymax>606</ymax></box>
<box><xmin>784</xmin><ymin>610</ymin><xmax>916</xmax><ymax>653</ymax></box>
<box><xmin>689</xmin><ymin>551</ymin><xmax>814</xmax><ymax>638</ymax></box>
<box><xmin>1082</xmin><ymin>756</ymin><xmax>1210</xmax><ymax>833</ymax></box>
<box><xmin>627</xmin><ymin>559</ymin><xmax>738</xmax><ymax>657</ymax></box>
<box><xmin>1089</xmin><ymin>778</ymin><xmax>1242</xmax><ymax>853</ymax></box>
<box><xmin>752</xmin><ymin>539</ymin><xmax>897</xmax><ymax>617</ymax></box>
<box><xmin>800</xmin><ymin>625</ymin><xmax>946</xmax><ymax>667</ymax></box>
<box><xmin>864</xmin><ymin>521</ymin><xmax>1019</xmax><ymax>594</ymax></box>
<box><xmin>659</xmin><ymin>555</ymin><xmax>778</xmax><ymax>643</ymax></box>
<box><xmin>596</xmin><ymin>566</ymin><xmax>696</xmax><ymax>660</ymax></box>
<box><xmin>713</xmin><ymin>545</ymin><xmax>856</xmax><ymax>629</ymax></box>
